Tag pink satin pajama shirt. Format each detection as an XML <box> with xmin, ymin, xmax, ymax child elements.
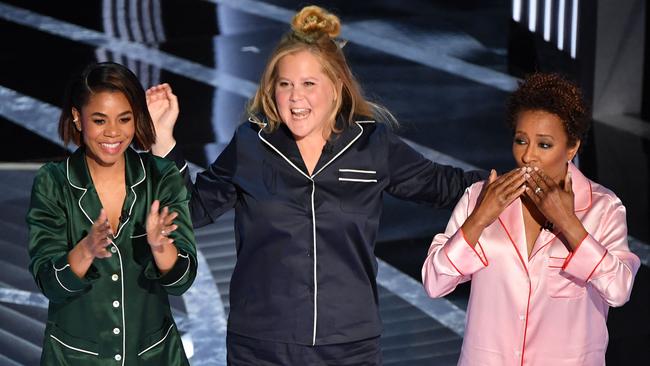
<box><xmin>422</xmin><ymin>163</ymin><xmax>640</xmax><ymax>366</ymax></box>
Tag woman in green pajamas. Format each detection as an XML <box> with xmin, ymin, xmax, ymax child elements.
<box><xmin>26</xmin><ymin>62</ymin><xmax>196</xmax><ymax>365</ymax></box>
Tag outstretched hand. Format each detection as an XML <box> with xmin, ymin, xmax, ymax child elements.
<box><xmin>146</xmin><ymin>83</ymin><xmax>179</xmax><ymax>156</ymax></box>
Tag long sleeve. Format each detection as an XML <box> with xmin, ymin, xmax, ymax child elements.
<box><xmin>422</xmin><ymin>187</ymin><xmax>489</xmax><ymax>298</ymax></box>
<box><xmin>164</xmin><ymin>134</ymin><xmax>239</xmax><ymax>228</ymax></box>
<box><xmin>27</xmin><ymin>167</ymin><xmax>99</xmax><ymax>303</ymax></box>
<box><xmin>562</xmin><ymin>197</ymin><xmax>640</xmax><ymax>307</ymax></box>
<box><xmin>142</xmin><ymin>160</ymin><xmax>198</xmax><ymax>296</ymax></box>
<box><xmin>384</xmin><ymin>129</ymin><xmax>486</xmax><ymax>208</ymax></box>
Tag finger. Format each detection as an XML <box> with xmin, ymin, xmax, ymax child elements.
<box><xmin>150</xmin><ymin>200</ymin><xmax>160</xmax><ymax>216</ymax></box>
<box><xmin>524</xmin><ymin>186</ymin><xmax>541</xmax><ymax>205</ymax></box>
<box><xmin>505</xmin><ymin>184</ymin><xmax>527</xmax><ymax>203</ymax></box>
<box><xmin>534</xmin><ymin>168</ymin><xmax>555</xmax><ymax>190</ymax></box>
<box><xmin>488</xmin><ymin>169</ymin><xmax>497</xmax><ymax>184</ymax></box>
<box><xmin>492</xmin><ymin>167</ymin><xmax>525</xmax><ymax>190</ymax></box>
<box><xmin>163</xmin><ymin>211</ymin><xmax>178</xmax><ymax>226</ymax></box>
<box><xmin>525</xmin><ymin>170</ymin><xmax>544</xmax><ymax>193</ymax></box>
<box><xmin>158</xmin><ymin>206</ymin><xmax>169</xmax><ymax>225</ymax></box>
<box><xmin>501</xmin><ymin>172</ymin><xmax>527</xmax><ymax>194</ymax></box>
<box><xmin>164</xmin><ymin>224</ymin><xmax>178</xmax><ymax>235</ymax></box>
<box><xmin>167</xmin><ymin>89</ymin><xmax>179</xmax><ymax>110</ymax></box>
<box><xmin>96</xmin><ymin>209</ymin><xmax>108</xmax><ymax>225</ymax></box>
<box><xmin>96</xmin><ymin>247</ymin><xmax>112</xmax><ymax>259</ymax></box>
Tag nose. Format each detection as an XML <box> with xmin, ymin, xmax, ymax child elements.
<box><xmin>104</xmin><ymin>122</ymin><xmax>120</xmax><ymax>137</ymax></box>
<box><xmin>289</xmin><ymin>88</ymin><xmax>303</xmax><ymax>102</ymax></box>
<box><xmin>521</xmin><ymin>145</ymin><xmax>534</xmax><ymax>164</ymax></box>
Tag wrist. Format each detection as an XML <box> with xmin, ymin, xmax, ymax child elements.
<box><xmin>151</xmin><ymin>137</ymin><xmax>176</xmax><ymax>157</ymax></box>
<box><xmin>466</xmin><ymin>212</ymin><xmax>490</xmax><ymax>230</ymax></box>
<box><xmin>77</xmin><ymin>238</ymin><xmax>95</xmax><ymax>261</ymax></box>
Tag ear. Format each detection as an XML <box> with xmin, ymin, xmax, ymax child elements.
<box><xmin>71</xmin><ymin>108</ymin><xmax>82</xmax><ymax>132</ymax></box>
<box><xmin>567</xmin><ymin>139</ymin><xmax>580</xmax><ymax>162</ymax></box>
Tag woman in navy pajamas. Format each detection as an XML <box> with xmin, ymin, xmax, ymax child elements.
<box><xmin>146</xmin><ymin>5</ymin><xmax>484</xmax><ymax>365</ymax></box>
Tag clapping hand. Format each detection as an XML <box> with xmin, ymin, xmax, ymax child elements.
<box><xmin>146</xmin><ymin>200</ymin><xmax>178</xmax><ymax>250</ymax></box>
<box><xmin>79</xmin><ymin>209</ymin><xmax>113</xmax><ymax>259</ymax></box>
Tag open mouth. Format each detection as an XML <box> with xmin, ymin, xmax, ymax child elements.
<box><xmin>290</xmin><ymin>108</ymin><xmax>310</xmax><ymax>119</ymax></box>
<box><xmin>99</xmin><ymin>142</ymin><xmax>122</xmax><ymax>154</ymax></box>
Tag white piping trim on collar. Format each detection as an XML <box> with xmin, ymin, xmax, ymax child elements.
<box><xmin>130</xmin><ymin>233</ymin><xmax>147</xmax><ymax>239</ymax></box>
<box><xmin>312</xmin><ymin>121</ymin><xmax>365</xmax><ymax>178</ymax></box>
<box><xmin>162</xmin><ymin>252</ymin><xmax>191</xmax><ymax>287</ymax></box>
<box><xmin>257</xmin><ymin>125</ymin><xmax>312</xmax><ymax>180</ymax></box>
<box><xmin>50</xmin><ymin>335</ymin><xmax>99</xmax><ymax>356</ymax></box>
<box><xmin>113</xmin><ymin>152</ymin><xmax>147</xmax><ymax>239</ymax></box>
<box><xmin>53</xmin><ymin>263</ymin><xmax>82</xmax><ymax>293</ymax></box>
<box><xmin>137</xmin><ymin>324</ymin><xmax>174</xmax><ymax>356</ymax></box>
<box><xmin>179</xmin><ymin>162</ymin><xmax>188</xmax><ymax>173</ymax></box>
<box><xmin>65</xmin><ymin>150</ymin><xmax>147</xmax><ymax>239</ymax></box>
<box><xmin>66</xmin><ymin>157</ymin><xmax>93</xmax><ymax>226</ymax></box>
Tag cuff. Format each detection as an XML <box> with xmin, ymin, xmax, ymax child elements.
<box><xmin>163</xmin><ymin>144</ymin><xmax>187</xmax><ymax>173</ymax></box>
<box><xmin>562</xmin><ymin>233</ymin><xmax>608</xmax><ymax>282</ymax></box>
<box><xmin>52</xmin><ymin>254</ymin><xmax>98</xmax><ymax>293</ymax></box>
<box><xmin>443</xmin><ymin>228</ymin><xmax>489</xmax><ymax>276</ymax></box>
<box><xmin>143</xmin><ymin>250</ymin><xmax>191</xmax><ymax>286</ymax></box>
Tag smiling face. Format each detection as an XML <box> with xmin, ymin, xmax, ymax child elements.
<box><xmin>274</xmin><ymin>50</ymin><xmax>339</xmax><ymax>142</ymax></box>
<box><xmin>72</xmin><ymin>91</ymin><xmax>135</xmax><ymax>168</ymax></box>
<box><xmin>512</xmin><ymin>110</ymin><xmax>580</xmax><ymax>182</ymax></box>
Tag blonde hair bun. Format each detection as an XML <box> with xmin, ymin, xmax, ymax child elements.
<box><xmin>291</xmin><ymin>5</ymin><xmax>341</xmax><ymax>39</ymax></box>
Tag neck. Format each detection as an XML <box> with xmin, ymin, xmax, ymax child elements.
<box><xmin>295</xmin><ymin>129</ymin><xmax>330</xmax><ymax>152</ymax></box>
<box><xmin>85</xmin><ymin>154</ymin><xmax>125</xmax><ymax>182</ymax></box>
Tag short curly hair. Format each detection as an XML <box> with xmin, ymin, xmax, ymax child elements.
<box><xmin>507</xmin><ymin>73</ymin><xmax>589</xmax><ymax>146</ymax></box>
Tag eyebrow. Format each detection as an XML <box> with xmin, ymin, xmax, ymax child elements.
<box><xmin>90</xmin><ymin>111</ymin><xmax>133</xmax><ymax>117</ymax></box>
<box><xmin>514</xmin><ymin>131</ymin><xmax>555</xmax><ymax>139</ymax></box>
<box><xmin>535</xmin><ymin>134</ymin><xmax>554</xmax><ymax>139</ymax></box>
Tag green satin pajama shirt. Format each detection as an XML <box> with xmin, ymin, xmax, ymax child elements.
<box><xmin>26</xmin><ymin>147</ymin><xmax>197</xmax><ymax>366</ymax></box>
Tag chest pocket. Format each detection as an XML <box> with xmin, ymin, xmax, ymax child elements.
<box><xmin>546</xmin><ymin>244</ymin><xmax>587</xmax><ymax>298</ymax></box>
<box><xmin>338</xmin><ymin>168</ymin><xmax>379</xmax><ymax>214</ymax></box>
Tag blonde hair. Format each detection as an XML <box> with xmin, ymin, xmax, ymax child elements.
<box><xmin>248</xmin><ymin>5</ymin><xmax>384</xmax><ymax>134</ymax></box>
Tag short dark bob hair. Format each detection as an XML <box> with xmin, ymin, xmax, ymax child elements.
<box><xmin>58</xmin><ymin>62</ymin><xmax>155</xmax><ymax>150</ymax></box>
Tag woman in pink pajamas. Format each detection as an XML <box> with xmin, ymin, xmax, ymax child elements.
<box><xmin>422</xmin><ymin>73</ymin><xmax>640</xmax><ymax>366</ymax></box>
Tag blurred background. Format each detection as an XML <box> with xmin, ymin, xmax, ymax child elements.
<box><xmin>0</xmin><ymin>0</ymin><xmax>647</xmax><ymax>364</ymax></box>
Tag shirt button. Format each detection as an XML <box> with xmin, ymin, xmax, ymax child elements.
<box><xmin>519</xmin><ymin>315</ymin><xmax>525</xmax><ymax>321</ymax></box>
<box><xmin>114</xmin><ymin>354</ymin><xmax>122</xmax><ymax>361</ymax></box>
<box><xmin>113</xmin><ymin>327</ymin><xmax>120</xmax><ymax>335</ymax></box>
<box><xmin>112</xmin><ymin>301</ymin><xmax>120</xmax><ymax>308</ymax></box>
<box><xmin>111</xmin><ymin>274</ymin><xmax>119</xmax><ymax>281</ymax></box>
<box><xmin>110</xmin><ymin>246</ymin><xmax>117</xmax><ymax>253</ymax></box>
